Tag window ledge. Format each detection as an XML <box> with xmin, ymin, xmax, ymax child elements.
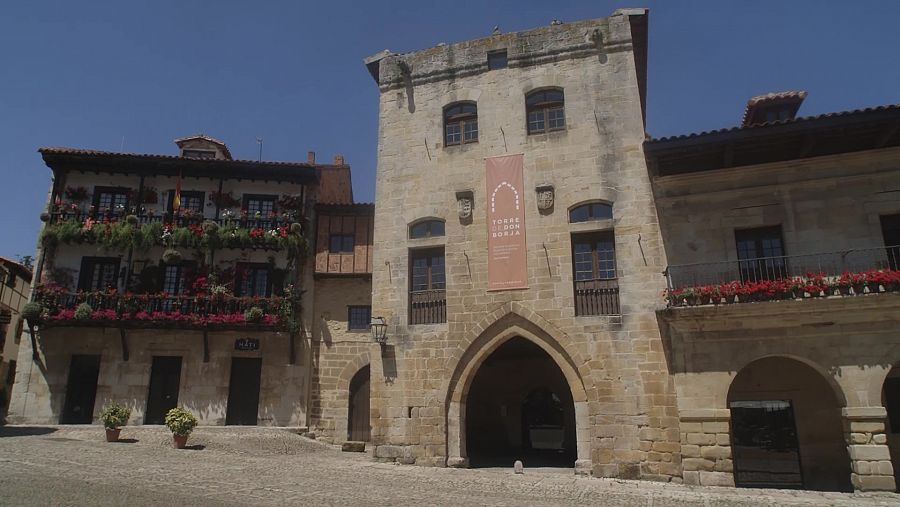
<box><xmin>408</xmin><ymin>236</ymin><xmax>446</xmax><ymax>247</ymax></box>
<box><xmin>569</xmin><ymin>219</ymin><xmax>614</xmax><ymax>232</ymax></box>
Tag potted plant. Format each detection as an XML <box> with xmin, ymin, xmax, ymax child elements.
<box><xmin>99</xmin><ymin>402</ymin><xmax>131</xmax><ymax>442</ymax></box>
<box><xmin>164</xmin><ymin>407</ymin><xmax>198</xmax><ymax>449</ymax></box>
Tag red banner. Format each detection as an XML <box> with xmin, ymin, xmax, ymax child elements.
<box><xmin>486</xmin><ymin>154</ymin><xmax>528</xmax><ymax>291</ymax></box>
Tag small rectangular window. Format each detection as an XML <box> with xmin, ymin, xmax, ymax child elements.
<box><xmin>348</xmin><ymin>306</ymin><xmax>372</xmax><ymax>331</ymax></box>
<box><xmin>488</xmin><ymin>50</ymin><xmax>508</xmax><ymax>70</ymax></box>
<box><xmin>329</xmin><ymin>234</ymin><xmax>355</xmax><ymax>253</ymax></box>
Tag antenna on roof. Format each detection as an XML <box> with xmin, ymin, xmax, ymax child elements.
<box><xmin>256</xmin><ymin>137</ymin><xmax>263</xmax><ymax>162</ymax></box>
<box><xmin>120</xmin><ymin>136</ymin><xmax>125</xmax><ymax>152</ymax></box>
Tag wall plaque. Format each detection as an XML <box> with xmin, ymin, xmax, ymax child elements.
<box><xmin>235</xmin><ymin>338</ymin><xmax>260</xmax><ymax>351</ymax></box>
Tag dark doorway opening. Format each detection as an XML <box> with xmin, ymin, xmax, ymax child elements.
<box><xmin>881</xmin><ymin>369</ymin><xmax>900</xmax><ymax>491</ymax></box>
<box><xmin>61</xmin><ymin>354</ymin><xmax>101</xmax><ymax>424</ymax></box>
<box><xmin>728</xmin><ymin>357</ymin><xmax>851</xmax><ymax>492</ymax></box>
<box><xmin>226</xmin><ymin>357</ymin><xmax>262</xmax><ymax>425</ymax></box>
<box><xmin>465</xmin><ymin>337</ymin><xmax>576</xmax><ymax>468</ymax></box>
<box><xmin>145</xmin><ymin>356</ymin><xmax>182</xmax><ymax>424</ymax></box>
<box><xmin>348</xmin><ymin>365</ymin><xmax>371</xmax><ymax>441</ymax></box>
<box><xmin>730</xmin><ymin>400</ymin><xmax>803</xmax><ymax>489</ymax></box>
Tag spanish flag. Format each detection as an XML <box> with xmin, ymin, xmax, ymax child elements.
<box><xmin>172</xmin><ymin>170</ymin><xmax>182</xmax><ymax>210</ymax></box>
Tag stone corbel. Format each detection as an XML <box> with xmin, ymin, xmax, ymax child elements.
<box><xmin>202</xmin><ymin>329</ymin><xmax>210</xmax><ymax>363</ymax></box>
<box><xmin>118</xmin><ymin>327</ymin><xmax>129</xmax><ymax>362</ymax></box>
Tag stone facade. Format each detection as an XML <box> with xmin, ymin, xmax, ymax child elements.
<box><xmin>364</xmin><ymin>10</ymin><xmax>680</xmax><ymax>479</ymax></box>
<box><xmin>650</xmin><ymin>122</ymin><xmax>900</xmax><ymax>491</ymax></box>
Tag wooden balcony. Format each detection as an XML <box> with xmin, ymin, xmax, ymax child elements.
<box><xmin>33</xmin><ymin>289</ymin><xmax>286</xmax><ymax>330</ymax></box>
<box><xmin>574</xmin><ymin>278</ymin><xmax>620</xmax><ymax>316</ymax></box>
<box><xmin>409</xmin><ymin>289</ymin><xmax>446</xmax><ymax>325</ymax></box>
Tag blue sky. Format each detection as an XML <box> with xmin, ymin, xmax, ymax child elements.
<box><xmin>1</xmin><ymin>1</ymin><xmax>898</xmax><ymax>261</ymax></box>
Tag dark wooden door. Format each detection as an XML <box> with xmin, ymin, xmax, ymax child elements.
<box><xmin>61</xmin><ymin>355</ymin><xmax>101</xmax><ymax>424</ymax></box>
<box><xmin>348</xmin><ymin>365</ymin><xmax>370</xmax><ymax>441</ymax></box>
<box><xmin>225</xmin><ymin>358</ymin><xmax>262</xmax><ymax>425</ymax></box>
<box><xmin>145</xmin><ymin>356</ymin><xmax>182</xmax><ymax>424</ymax></box>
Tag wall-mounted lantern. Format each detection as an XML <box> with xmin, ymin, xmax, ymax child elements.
<box><xmin>370</xmin><ymin>316</ymin><xmax>388</xmax><ymax>345</ymax></box>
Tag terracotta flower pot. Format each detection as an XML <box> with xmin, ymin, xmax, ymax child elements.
<box><xmin>105</xmin><ymin>428</ymin><xmax>121</xmax><ymax>442</ymax></box>
<box><xmin>173</xmin><ymin>434</ymin><xmax>189</xmax><ymax>449</ymax></box>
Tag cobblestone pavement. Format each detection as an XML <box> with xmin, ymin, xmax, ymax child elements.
<box><xmin>1</xmin><ymin>426</ymin><xmax>899</xmax><ymax>506</ymax></box>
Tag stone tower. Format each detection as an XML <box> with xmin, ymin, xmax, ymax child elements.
<box><xmin>363</xmin><ymin>9</ymin><xmax>679</xmax><ymax>480</ymax></box>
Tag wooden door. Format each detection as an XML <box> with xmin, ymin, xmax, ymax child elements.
<box><xmin>225</xmin><ymin>358</ymin><xmax>262</xmax><ymax>425</ymax></box>
<box><xmin>145</xmin><ymin>356</ymin><xmax>182</xmax><ymax>424</ymax></box>
<box><xmin>61</xmin><ymin>355</ymin><xmax>101</xmax><ymax>424</ymax></box>
<box><xmin>348</xmin><ymin>365</ymin><xmax>370</xmax><ymax>442</ymax></box>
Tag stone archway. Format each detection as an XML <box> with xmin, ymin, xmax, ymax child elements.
<box><xmin>881</xmin><ymin>365</ymin><xmax>900</xmax><ymax>490</ymax></box>
<box><xmin>728</xmin><ymin>356</ymin><xmax>851</xmax><ymax>491</ymax></box>
<box><xmin>465</xmin><ymin>337</ymin><xmax>577</xmax><ymax>467</ymax></box>
<box><xmin>444</xmin><ymin>312</ymin><xmax>591</xmax><ymax>474</ymax></box>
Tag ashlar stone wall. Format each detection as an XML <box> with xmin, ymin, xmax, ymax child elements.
<box><xmin>368</xmin><ymin>11</ymin><xmax>679</xmax><ymax>480</ymax></box>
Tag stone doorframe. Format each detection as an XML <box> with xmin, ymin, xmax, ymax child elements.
<box><xmin>442</xmin><ymin>307</ymin><xmax>592</xmax><ymax>474</ymax></box>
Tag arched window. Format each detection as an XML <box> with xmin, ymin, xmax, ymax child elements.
<box><xmin>526</xmin><ymin>89</ymin><xmax>565</xmax><ymax>134</ymax></box>
<box><xmin>568</xmin><ymin>202</ymin><xmax>612</xmax><ymax>223</ymax></box>
<box><xmin>444</xmin><ymin>102</ymin><xmax>478</xmax><ymax>146</ymax></box>
<box><xmin>409</xmin><ymin>219</ymin><xmax>445</xmax><ymax>239</ymax></box>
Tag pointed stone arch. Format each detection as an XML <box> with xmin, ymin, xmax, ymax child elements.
<box><xmin>443</xmin><ymin>303</ymin><xmax>592</xmax><ymax>473</ymax></box>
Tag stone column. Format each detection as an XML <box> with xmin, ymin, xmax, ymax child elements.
<box><xmin>679</xmin><ymin>409</ymin><xmax>734</xmax><ymax>487</ymax></box>
<box><xmin>446</xmin><ymin>400</ymin><xmax>468</xmax><ymax>468</ymax></box>
<box><xmin>844</xmin><ymin>406</ymin><xmax>896</xmax><ymax>491</ymax></box>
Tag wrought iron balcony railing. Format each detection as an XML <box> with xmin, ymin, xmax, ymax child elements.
<box><xmin>664</xmin><ymin>245</ymin><xmax>900</xmax><ymax>307</ymax></box>
<box><xmin>48</xmin><ymin>211</ymin><xmax>294</xmax><ymax>231</ymax></box>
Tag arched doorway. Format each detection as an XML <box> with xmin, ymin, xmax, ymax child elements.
<box><xmin>728</xmin><ymin>356</ymin><xmax>851</xmax><ymax>492</ymax></box>
<box><xmin>347</xmin><ymin>365</ymin><xmax>370</xmax><ymax>442</ymax></box>
<box><xmin>465</xmin><ymin>337</ymin><xmax>576</xmax><ymax>467</ymax></box>
<box><xmin>881</xmin><ymin>366</ymin><xmax>900</xmax><ymax>490</ymax></box>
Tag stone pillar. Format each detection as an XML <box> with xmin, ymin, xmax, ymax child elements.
<box><xmin>679</xmin><ymin>409</ymin><xmax>734</xmax><ymax>487</ymax></box>
<box><xmin>844</xmin><ymin>407</ymin><xmax>896</xmax><ymax>491</ymax></box>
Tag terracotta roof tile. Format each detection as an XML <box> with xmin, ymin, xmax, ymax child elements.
<box><xmin>648</xmin><ymin>103</ymin><xmax>900</xmax><ymax>143</ymax></box>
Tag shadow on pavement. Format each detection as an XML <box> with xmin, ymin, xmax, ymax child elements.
<box><xmin>112</xmin><ymin>438</ymin><xmax>139</xmax><ymax>444</ymax></box>
<box><xmin>0</xmin><ymin>427</ymin><xmax>58</xmax><ymax>437</ymax></box>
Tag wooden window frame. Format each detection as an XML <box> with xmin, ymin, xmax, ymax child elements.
<box><xmin>734</xmin><ymin>225</ymin><xmax>787</xmax><ymax>281</ymax></box>
<box><xmin>409</xmin><ymin>247</ymin><xmax>447</xmax><ymax>325</ymax></box>
<box><xmin>92</xmin><ymin>186</ymin><xmax>131</xmax><ymax>212</ymax></box>
<box><xmin>242</xmin><ymin>194</ymin><xmax>278</xmax><ymax>216</ymax></box>
<box><xmin>167</xmin><ymin>190</ymin><xmax>205</xmax><ymax>213</ymax></box>
<box><xmin>443</xmin><ymin>102</ymin><xmax>478</xmax><ymax>146</ymax></box>
<box><xmin>329</xmin><ymin>234</ymin><xmax>355</xmax><ymax>254</ymax></box>
<box><xmin>526</xmin><ymin>89</ymin><xmax>565</xmax><ymax>135</ymax></box>
<box><xmin>347</xmin><ymin>305</ymin><xmax>372</xmax><ymax>331</ymax></box>
<box><xmin>77</xmin><ymin>256</ymin><xmax>121</xmax><ymax>292</ymax></box>
<box><xmin>234</xmin><ymin>262</ymin><xmax>273</xmax><ymax>297</ymax></box>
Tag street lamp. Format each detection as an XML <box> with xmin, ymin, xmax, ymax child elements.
<box><xmin>370</xmin><ymin>316</ymin><xmax>388</xmax><ymax>345</ymax></box>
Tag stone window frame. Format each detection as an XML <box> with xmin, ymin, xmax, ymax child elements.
<box><xmin>443</xmin><ymin>102</ymin><xmax>479</xmax><ymax>147</ymax></box>
<box><xmin>408</xmin><ymin>218</ymin><xmax>446</xmax><ymax>240</ymax></box>
<box><xmin>568</xmin><ymin>200</ymin><xmax>613</xmax><ymax>224</ymax></box>
<box><xmin>525</xmin><ymin>87</ymin><xmax>566</xmax><ymax>135</ymax></box>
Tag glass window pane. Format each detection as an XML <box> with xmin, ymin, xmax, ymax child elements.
<box><xmin>463</xmin><ymin>120</ymin><xmax>478</xmax><ymax>142</ymax></box>
<box><xmin>548</xmin><ymin>107</ymin><xmax>565</xmax><ymax>129</ymax></box>
<box><xmin>429</xmin><ymin>221</ymin><xmax>445</xmax><ymax>237</ymax></box>
<box><xmin>528</xmin><ymin>111</ymin><xmax>545</xmax><ymax>133</ymax></box>
<box><xmin>445</xmin><ymin>123</ymin><xmax>461</xmax><ymax>145</ymax></box>
<box><xmin>569</xmin><ymin>206</ymin><xmax>589</xmax><ymax>223</ymax></box>
<box><xmin>430</xmin><ymin>254</ymin><xmax>445</xmax><ymax>289</ymax></box>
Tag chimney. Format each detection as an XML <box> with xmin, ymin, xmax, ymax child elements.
<box><xmin>333</xmin><ymin>154</ymin><xmax>344</xmax><ymax>165</ymax></box>
<box><xmin>307</xmin><ymin>151</ymin><xmax>316</xmax><ymax>164</ymax></box>
<box><xmin>741</xmin><ymin>91</ymin><xmax>807</xmax><ymax>127</ymax></box>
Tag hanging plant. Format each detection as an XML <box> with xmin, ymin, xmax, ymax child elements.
<box><xmin>64</xmin><ymin>186</ymin><xmax>90</xmax><ymax>202</ymax></box>
<box><xmin>142</xmin><ymin>187</ymin><xmax>159</xmax><ymax>204</ymax></box>
<box><xmin>210</xmin><ymin>191</ymin><xmax>241</xmax><ymax>209</ymax></box>
<box><xmin>278</xmin><ymin>194</ymin><xmax>303</xmax><ymax>212</ymax></box>
<box><xmin>162</xmin><ymin>249</ymin><xmax>183</xmax><ymax>265</ymax></box>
